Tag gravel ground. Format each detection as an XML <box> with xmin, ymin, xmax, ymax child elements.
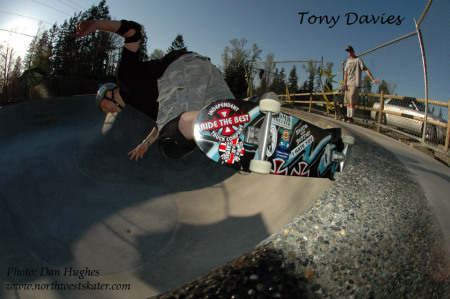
<box><xmin>151</xmin><ymin>132</ymin><xmax>449</xmax><ymax>298</ymax></box>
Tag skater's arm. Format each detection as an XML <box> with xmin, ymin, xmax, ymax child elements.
<box><xmin>128</xmin><ymin>126</ymin><xmax>159</xmax><ymax>161</ymax></box>
<box><xmin>144</xmin><ymin>126</ymin><xmax>160</xmax><ymax>146</ymax></box>
<box><xmin>72</xmin><ymin>19</ymin><xmax>141</xmax><ymax>52</ymax></box>
<box><xmin>365</xmin><ymin>69</ymin><xmax>380</xmax><ymax>85</ymax></box>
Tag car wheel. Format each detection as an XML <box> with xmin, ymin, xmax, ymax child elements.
<box><xmin>422</xmin><ymin>123</ymin><xmax>437</xmax><ymax>143</ymax></box>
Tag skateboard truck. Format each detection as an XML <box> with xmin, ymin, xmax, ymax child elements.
<box><xmin>249</xmin><ymin>99</ymin><xmax>281</xmax><ymax>174</ymax></box>
<box><xmin>332</xmin><ymin>135</ymin><xmax>355</xmax><ymax>179</ymax></box>
<box><xmin>331</xmin><ymin>150</ymin><xmax>345</xmax><ymax>163</ymax></box>
<box><xmin>325</xmin><ymin>136</ymin><xmax>354</xmax><ymax>165</ymax></box>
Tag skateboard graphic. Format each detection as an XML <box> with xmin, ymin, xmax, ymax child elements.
<box><xmin>193</xmin><ymin>97</ymin><xmax>354</xmax><ymax>180</ymax></box>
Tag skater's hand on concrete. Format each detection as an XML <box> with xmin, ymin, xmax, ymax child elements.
<box><xmin>128</xmin><ymin>143</ymin><xmax>149</xmax><ymax>161</ymax></box>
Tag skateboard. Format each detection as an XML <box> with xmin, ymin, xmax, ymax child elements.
<box><xmin>193</xmin><ymin>97</ymin><xmax>354</xmax><ymax>180</ymax></box>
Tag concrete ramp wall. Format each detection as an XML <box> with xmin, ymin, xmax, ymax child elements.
<box><xmin>0</xmin><ymin>96</ymin><xmax>334</xmax><ymax>298</ymax></box>
<box><xmin>2</xmin><ymin>96</ymin><xmax>447</xmax><ymax>298</ymax></box>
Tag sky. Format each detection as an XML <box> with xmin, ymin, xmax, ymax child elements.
<box><xmin>0</xmin><ymin>0</ymin><xmax>447</xmax><ymax>107</ymax></box>
<box><xmin>0</xmin><ymin>0</ymin><xmax>427</xmax><ymax>66</ymax></box>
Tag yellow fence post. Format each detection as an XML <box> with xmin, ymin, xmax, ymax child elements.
<box><xmin>377</xmin><ymin>91</ymin><xmax>385</xmax><ymax>133</ymax></box>
<box><xmin>285</xmin><ymin>85</ymin><xmax>291</xmax><ymax>105</ymax></box>
<box><xmin>446</xmin><ymin>99</ymin><xmax>450</xmax><ymax>152</ymax></box>
<box><xmin>334</xmin><ymin>94</ymin><xmax>338</xmax><ymax>120</ymax></box>
<box><xmin>309</xmin><ymin>94</ymin><xmax>313</xmax><ymax>113</ymax></box>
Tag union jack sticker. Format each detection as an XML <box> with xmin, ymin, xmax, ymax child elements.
<box><xmin>219</xmin><ymin>139</ymin><xmax>245</xmax><ymax>164</ymax></box>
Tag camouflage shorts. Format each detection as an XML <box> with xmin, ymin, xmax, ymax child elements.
<box><xmin>156</xmin><ymin>53</ymin><xmax>234</xmax><ymax>130</ymax></box>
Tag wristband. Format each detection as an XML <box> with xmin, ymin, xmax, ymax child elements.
<box><xmin>143</xmin><ymin>140</ymin><xmax>151</xmax><ymax>147</ymax></box>
<box><xmin>116</xmin><ymin>20</ymin><xmax>142</xmax><ymax>43</ymax></box>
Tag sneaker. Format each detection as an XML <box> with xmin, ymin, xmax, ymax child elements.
<box><xmin>347</xmin><ymin>118</ymin><xmax>354</xmax><ymax>124</ymax></box>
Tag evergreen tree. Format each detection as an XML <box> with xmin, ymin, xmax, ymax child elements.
<box><xmin>302</xmin><ymin>60</ymin><xmax>318</xmax><ymax>93</ymax></box>
<box><xmin>269</xmin><ymin>68</ymin><xmax>286</xmax><ymax>94</ymax></box>
<box><xmin>167</xmin><ymin>34</ymin><xmax>187</xmax><ymax>52</ymax></box>
<box><xmin>49</xmin><ymin>0</ymin><xmax>117</xmax><ymax>95</ymax></box>
<box><xmin>288</xmin><ymin>66</ymin><xmax>298</xmax><ymax>93</ymax></box>
<box><xmin>31</xmin><ymin>31</ymin><xmax>51</xmax><ymax>72</ymax></box>
<box><xmin>19</xmin><ymin>0</ymin><xmax>156</xmax><ymax>99</ymax></box>
<box><xmin>50</xmin><ymin>18</ymin><xmax>80</xmax><ymax>93</ymax></box>
<box><xmin>377</xmin><ymin>80</ymin><xmax>391</xmax><ymax>95</ymax></box>
<box><xmin>24</xmin><ymin>22</ymin><xmax>47</xmax><ymax>69</ymax></box>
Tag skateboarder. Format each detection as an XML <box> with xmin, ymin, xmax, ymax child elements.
<box><xmin>72</xmin><ymin>19</ymin><xmax>234</xmax><ymax>160</ymax></box>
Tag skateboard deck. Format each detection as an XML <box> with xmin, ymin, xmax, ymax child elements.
<box><xmin>193</xmin><ymin>98</ymin><xmax>353</xmax><ymax>179</ymax></box>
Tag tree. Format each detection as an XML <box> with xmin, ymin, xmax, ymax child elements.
<box><xmin>19</xmin><ymin>0</ymin><xmax>156</xmax><ymax>99</ymax></box>
<box><xmin>262</xmin><ymin>53</ymin><xmax>276</xmax><ymax>93</ymax></box>
<box><xmin>287</xmin><ymin>66</ymin><xmax>298</xmax><ymax>93</ymax></box>
<box><xmin>48</xmin><ymin>0</ymin><xmax>117</xmax><ymax>96</ymax></box>
<box><xmin>269</xmin><ymin>68</ymin><xmax>286</xmax><ymax>94</ymax></box>
<box><xmin>12</xmin><ymin>56</ymin><xmax>22</xmax><ymax>80</ymax></box>
<box><xmin>246</xmin><ymin>43</ymin><xmax>262</xmax><ymax>94</ymax></box>
<box><xmin>24</xmin><ymin>22</ymin><xmax>47</xmax><ymax>69</ymax></box>
<box><xmin>0</xmin><ymin>43</ymin><xmax>16</xmax><ymax>103</ymax></box>
<box><xmin>322</xmin><ymin>62</ymin><xmax>334</xmax><ymax>92</ymax></box>
<box><xmin>149</xmin><ymin>49</ymin><xmax>165</xmax><ymax>60</ymax></box>
<box><xmin>254</xmin><ymin>53</ymin><xmax>276</xmax><ymax>94</ymax></box>
<box><xmin>377</xmin><ymin>80</ymin><xmax>391</xmax><ymax>95</ymax></box>
<box><xmin>30</xmin><ymin>30</ymin><xmax>52</xmax><ymax>73</ymax></box>
<box><xmin>361</xmin><ymin>75</ymin><xmax>372</xmax><ymax>93</ymax></box>
<box><xmin>302</xmin><ymin>60</ymin><xmax>319</xmax><ymax>93</ymax></box>
<box><xmin>167</xmin><ymin>34</ymin><xmax>187</xmax><ymax>52</ymax></box>
<box><xmin>222</xmin><ymin>38</ymin><xmax>261</xmax><ymax>98</ymax></box>
<box><xmin>360</xmin><ymin>75</ymin><xmax>373</xmax><ymax>107</ymax></box>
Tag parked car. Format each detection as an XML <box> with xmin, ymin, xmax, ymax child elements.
<box><xmin>371</xmin><ymin>98</ymin><xmax>446</xmax><ymax>142</ymax></box>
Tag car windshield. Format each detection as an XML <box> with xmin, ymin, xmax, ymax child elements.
<box><xmin>388</xmin><ymin>98</ymin><xmax>426</xmax><ymax>112</ymax></box>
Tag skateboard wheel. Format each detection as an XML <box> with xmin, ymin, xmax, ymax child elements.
<box><xmin>342</xmin><ymin>135</ymin><xmax>355</xmax><ymax>145</ymax></box>
<box><xmin>259</xmin><ymin>99</ymin><xmax>281</xmax><ymax>115</ymax></box>
<box><xmin>249</xmin><ymin>159</ymin><xmax>272</xmax><ymax>174</ymax></box>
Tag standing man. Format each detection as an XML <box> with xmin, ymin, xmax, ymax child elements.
<box><xmin>72</xmin><ymin>19</ymin><xmax>234</xmax><ymax>160</ymax></box>
<box><xmin>342</xmin><ymin>45</ymin><xmax>379</xmax><ymax>123</ymax></box>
